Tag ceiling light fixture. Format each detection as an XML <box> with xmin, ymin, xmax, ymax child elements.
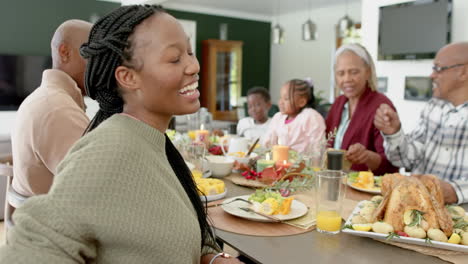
<box><xmin>302</xmin><ymin>0</ymin><xmax>317</xmax><ymax>41</ymax></box>
<box><xmin>336</xmin><ymin>0</ymin><xmax>354</xmax><ymax>38</ymax></box>
<box><xmin>272</xmin><ymin>0</ymin><xmax>284</xmax><ymax>44</ymax></box>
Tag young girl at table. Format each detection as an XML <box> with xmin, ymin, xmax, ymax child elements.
<box><xmin>0</xmin><ymin>5</ymin><xmax>241</xmax><ymax>264</ymax></box>
<box><xmin>237</xmin><ymin>86</ymin><xmax>272</xmax><ymax>141</ymax></box>
<box><xmin>261</xmin><ymin>79</ymin><xmax>326</xmax><ymax>154</ymax></box>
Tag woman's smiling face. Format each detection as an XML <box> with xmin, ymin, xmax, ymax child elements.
<box><xmin>126</xmin><ymin>12</ymin><xmax>201</xmax><ymax>119</ymax></box>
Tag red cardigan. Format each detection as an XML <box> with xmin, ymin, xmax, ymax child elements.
<box><xmin>325</xmin><ymin>87</ymin><xmax>398</xmax><ymax>175</ymax></box>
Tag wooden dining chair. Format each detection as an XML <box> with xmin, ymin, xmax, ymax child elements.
<box><xmin>0</xmin><ymin>162</ymin><xmax>28</xmax><ymax>242</ymax></box>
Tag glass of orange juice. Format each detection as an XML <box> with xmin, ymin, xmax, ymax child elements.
<box><xmin>315</xmin><ymin>170</ymin><xmax>347</xmax><ymax>234</ymax></box>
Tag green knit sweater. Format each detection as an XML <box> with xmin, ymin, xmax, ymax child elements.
<box><xmin>0</xmin><ymin>115</ymin><xmax>218</xmax><ymax>263</ymax></box>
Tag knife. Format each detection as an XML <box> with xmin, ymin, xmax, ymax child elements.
<box><xmin>239</xmin><ymin>207</ymin><xmax>283</xmax><ymax>223</ymax></box>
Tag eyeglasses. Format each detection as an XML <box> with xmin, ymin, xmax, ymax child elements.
<box><xmin>432</xmin><ymin>63</ymin><xmax>466</xmax><ymax>73</ymax></box>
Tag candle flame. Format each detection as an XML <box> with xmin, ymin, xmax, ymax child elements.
<box><xmin>200</xmin><ymin>124</ymin><xmax>205</xmax><ymax>130</ymax></box>
<box><xmin>266</xmin><ymin>153</ymin><xmax>270</xmax><ymax>160</ymax></box>
<box><xmin>283</xmin><ymin>160</ymin><xmax>287</xmax><ymax>165</ymax></box>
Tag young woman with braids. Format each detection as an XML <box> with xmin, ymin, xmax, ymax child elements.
<box><xmin>261</xmin><ymin>79</ymin><xmax>326</xmax><ymax>155</ymax></box>
<box><xmin>0</xmin><ymin>5</ymin><xmax>242</xmax><ymax>264</ymax></box>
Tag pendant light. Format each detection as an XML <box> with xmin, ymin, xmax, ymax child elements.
<box><xmin>302</xmin><ymin>0</ymin><xmax>317</xmax><ymax>41</ymax></box>
<box><xmin>272</xmin><ymin>0</ymin><xmax>285</xmax><ymax>44</ymax></box>
<box><xmin>336</xmin><ymin>0</ymin><xmax>354</xmax><ymax>38</ymax></box>
<box><xmin>272</xmin><ymin>24</ymin><xmax>285</xmax><ymax>44</ymax></box>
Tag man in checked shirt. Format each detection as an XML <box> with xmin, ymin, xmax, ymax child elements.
<box><xmin>374</xmin><ymin>42</ymin><xmax>468</xmax><ymax>204</ymax></box>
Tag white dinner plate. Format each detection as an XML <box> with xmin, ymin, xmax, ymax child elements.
<box><xmin>347</xmin><ymin>181</ymin><xmax>381</xmax><ymax>194</ymax></box>
<box><xmin>343</xmin><ymin>200</ymin><xmax>468</xmax><ymax>253</ymax></box>
<box><xmin>221</xmin><ymin>195</ymin><xmax>308</xmax><ymax>222</ymax></box>
<box><xmin>200</xmin><ymin>189</ymin><xmax>227</xmax><ymax>202</ymax></box>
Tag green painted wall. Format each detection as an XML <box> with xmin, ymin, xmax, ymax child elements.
<box><xmin>167</xmin><ymin>9</ymin><xmax>271</xmax><ymax>95</ymax></box>
<box><xmin>0</xmin><ymin>1</ymin><xmax>270</xmax><ymax>95</ymax></box>
<box><xmin>0</xmin><ymin>0</ymin><xmax>119</xmax><ymax>55</ymax></box>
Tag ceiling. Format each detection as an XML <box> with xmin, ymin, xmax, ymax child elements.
<box><xmin>99</xmin><ymin>0</ymin><xmax>360</xmax><ymax>21</ymax></box>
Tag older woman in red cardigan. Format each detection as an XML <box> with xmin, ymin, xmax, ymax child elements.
<box><xmin>326</xmin><ymin>43</ymin><xmax>398</xmax><ymax>175</ymax></box>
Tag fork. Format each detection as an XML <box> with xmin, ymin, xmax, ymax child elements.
<box><xmin>207</xmin><ymin>198</ymin><xmax>252</xmax><ymax>208</ymax></box>
<box><xmin>238</xmin><ymin>207</ymin><xmax>282</xmax><ymax>222</ymax></box>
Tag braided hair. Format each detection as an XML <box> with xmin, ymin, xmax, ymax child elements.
<box><xmin>80</xmin><ymin>5</ymin><xmax>216</xmax><ymax>250</ymax></box>
<box><xmin>288</xmin><ymin>78</ymin><xmax>316</xmax><ymax>111</ymax></box>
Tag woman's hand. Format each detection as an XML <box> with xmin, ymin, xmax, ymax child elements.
<box><xmin>346</xmin><ymin>143</ymin><xmax>382</xmax><ymax>171</ymax></box>
<box><xmin>346</xmin><ymin>143</ymin><xmax>368</xmax><ymax>164</ymax></box>
<box><xmin>201</xmin><ymin>254</ymin><xmax>244</xmax><ymax>264</ymax></box>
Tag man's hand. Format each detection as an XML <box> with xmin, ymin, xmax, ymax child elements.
<box><xmin>374</xmin><ymin>104</ymin><xmax>401</xmax><ymax>135</ymax></box>
<box><xmin>439</xmin><ymin>180</ymin><xmax>458</xmax><ymax>204</ymax></box>
<box><xmin>345</xmin><ymin>143</ymin><xmax>368</xmax><ymax>165</ymax></box>
<box><xmin>412</xmin><ymin>175</ymin><xmax>458</xmax><ymax>204</ymax></box>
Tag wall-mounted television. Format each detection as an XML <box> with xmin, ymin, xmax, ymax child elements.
<box><xmin>0</xmin><ymin>54</ymin><xmax>52</xmax><ymax>110</ymax></box>
<box><xmin>378</xmin><ymin>0</ymin><xmax>452</xmax><ymax>60</ymax></box>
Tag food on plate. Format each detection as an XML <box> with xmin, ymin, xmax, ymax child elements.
<box><xmin>248</xmin><ymin>190</ymin><xmax>294</xmax><ymax>215</ymax></box>
<box><xmin>228</xmin><ymin>152</ymin><xmax>247</xmax><ymax>158</ymax></box>
<box><xmin>345</xmin><ymin>174</ymin><xmax>468</xmax><ymax>247</ymax></box>
<box><xmin>371</xmin><ymin>222</ymin><xmax>394</xmax><ymax>234</ymax></box>
<box><xmin>371</xmin><ymin>174</ymin><xmax>453</xmax><ymax>236</ymax></box>
<box><xmin>370</xmin><ymin>195</ymin><xmax>383</xmax><ymax>203</ymax></box>
<box><xmin>462</xmin><ymin>233</ymin><xmax>468</xmax><ymax>245</ymax></box>
<box><xmin>447</xmin><ymin>205</ymin><xmax>466</xmax><ymax>221</ymax></box>
<box><xmin>195</xmin><ymin>178</ymin><xmax>225</xmax><ymax>196</ymax></box>
<box><xmin>427</xmin><ymin>228</ymin><xmax>448</xmax><ymax>242</ymax></box>
<box><xmin>404</xmin><ymin>225</ymin><xmax>426</xmax><ymax>239</ymax></box>
<box><xmin>352</xmin><ymin>171</ymin><xmax>375</xmax><ymax>189</ymax></box>
<box><xmin>448</xmin><ymin>233</ymin><xmax>461</xmax><ymax>244</ymax></box>
<box><xmin>352</xmin><ymin>223</ymin><xmax>372</xmax><ymax>232</ymax></box>
<box><xmin>191</xmin><ymin>170</ymin><xmax>203</xmax><ymax>179</ymax></box>
<box><xmin>208</xmin><ymin>145</ymin><xmax>224</xmax><ymax>155</ymax></box>
<box><xmin>351</xmin><ymin>215</ymin><xmax>368</xmax><ymax>225</ymax></box>
<box><xmin>348</xmin><ymin>171</ymin><xmax>382</xmax><ymax>192</ymax></box>
<box><xmin>357</xmin><ymin>201</ymin><xmax>378</xmax><ymax>223</ymax></box>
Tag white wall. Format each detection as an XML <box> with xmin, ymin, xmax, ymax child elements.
<box><xmin>361</xmin><ymin>0</ymin><xmax>468</xmax><ymax>132</ymax></box>
<box><xmin>269</xmin><ymin>2</ymin><xmax>361</xmax><ymax>104</ymax></box>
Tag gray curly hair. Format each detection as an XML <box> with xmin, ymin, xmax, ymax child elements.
<box><xmin>333</xmin><ymin>43</ymin><xmax>377</xmax><ymax>92</ymax></box>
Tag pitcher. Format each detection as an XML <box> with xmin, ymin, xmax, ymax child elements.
<box><xmin>221</xmin><ymin>136</ymin><xmax>249</xmax><ymax>156</ymax></box>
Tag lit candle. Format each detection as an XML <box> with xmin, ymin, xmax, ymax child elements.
<box><xmin>195</xmin><ymin>124</ymin><xmax>210</xmax><ymax>145</ymax></box>
<box><xmin>272</xmin><ymin>145</ymin><xmax>289</xmax><ymax>162</ymax></box>
<box><xmin>256</xmin><ymin>153</ymin><xmax>275</xmax><ymax>173</ymax></box>
<box><xmin>275</xmin><ymin>159</ymin><xmax>292</xmax><ymax>170</ymax></box>
<box><xmin>187</xmin><ymin>130</ymin><xmax>196</xmax><ymax>140</ymax></box>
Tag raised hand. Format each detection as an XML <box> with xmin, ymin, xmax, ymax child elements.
<box><xmin>374</xmin><ymin>104</ymin><xmax>401</xmax><ymax>135</ymax></box>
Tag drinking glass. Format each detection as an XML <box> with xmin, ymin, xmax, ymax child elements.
<box><xmin>315</xmin><ymin>170</ymin><xmax>347</xmax><ymax>234</ymax></box>
<box><xmin>185</xmin><ymin>143</ymin><xmax>206</xmax><ymax>175</ymax></box>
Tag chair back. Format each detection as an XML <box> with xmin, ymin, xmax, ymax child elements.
<box><xmin>0</xmin><ymin>162</ymin><xmax>28</xmax><ymax>242</ymax></box>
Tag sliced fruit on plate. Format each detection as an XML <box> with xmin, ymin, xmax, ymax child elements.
<box><xmin>196</xmin><ymin>178</ymin><xmax>225</xmax><ymax>196</ymax></box>
<box><xmin>352</xmin><ymin>223</ymin><xmax>373</xmax><ymax>232</ymax></box>
<box><xmin>352</xmin><ymin>171</ymin><xmax>375</xmax><ymax>189</ymax></box>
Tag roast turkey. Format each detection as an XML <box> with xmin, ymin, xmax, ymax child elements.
<box><xmin>371</xmin><ymin>174</ymin><xmax>453</xmax><ymax>236</ymax></box>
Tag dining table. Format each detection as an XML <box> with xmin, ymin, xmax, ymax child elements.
<box><xmin>211</xmin><ymin>177</ymin><xmax>468</xmax><ymax>264</ymax></box>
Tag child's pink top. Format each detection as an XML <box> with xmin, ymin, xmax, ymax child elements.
<box><xmin>261</xmin><ymin>108</ymin><xmax>326</xmax><ymax>154</ymax></box>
